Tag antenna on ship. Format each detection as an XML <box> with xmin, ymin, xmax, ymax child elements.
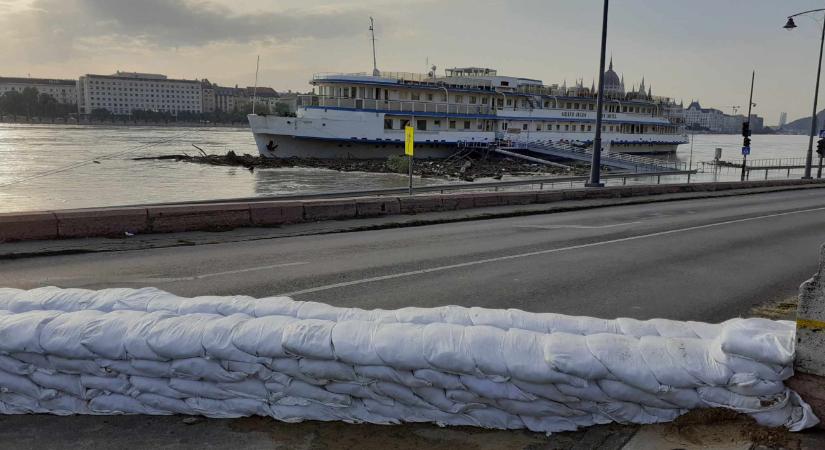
<box><xmin>369</xmin><ymin>17</ymin><xmax>379</xmax><ymax>76</ymax></box>
<box><xmin>252</xmin><ymin>55</ymin><xmax>260</xmax><ymax>115</ymax></box>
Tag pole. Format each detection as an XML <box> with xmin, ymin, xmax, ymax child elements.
<box><xmin>804</xmin><ymin>15</ymin><xmax>825</xmax><ymax>178</ymax></box>
<box><xmin>370</xmin><ymin>17</ymin><xmax>379</xmax><ymax>76</ymax></box>
<box><xmin>587</xmin><ymin>0</ymin><xmax>609</xmax><ymax>188</ymax></box>
<box><xmin>252</xmin><ymin>55</ymin><xmax>260</xmax><ymax>115</ymax></box>
<box><xmin>409</xmin><ymin>115</ymin><xmax>414</xmax><ymax>196</ymax></box>
<box><xmin>741</xmin><ymin>70</ymin><xmax>754</xmax><ymax>182</ymax></box>
<box><xmin>688</xmin><ymin>127</ymin><xmax>695</xmax><ymax>183</ymax></box>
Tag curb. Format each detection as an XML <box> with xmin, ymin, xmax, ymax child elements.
<box><xmin>2</xmin><ymin>178</ymin><xmax>825</xmax><ymax>243</ymax></box>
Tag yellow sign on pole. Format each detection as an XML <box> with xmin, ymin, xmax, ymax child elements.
<box><xmin>404</xmin><ymin>126</ymin><xmax>414</xmax><ymax>156</ymax></box>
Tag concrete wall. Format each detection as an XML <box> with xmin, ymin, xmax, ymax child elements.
<box><xmin>1</xmin><ymin>178</ymin><xmax>824</xmax><ymax>243</ymax></box>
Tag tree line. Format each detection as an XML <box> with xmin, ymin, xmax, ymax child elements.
<box><xmin>0</xmin><ymin>87</ymin><xmax>76</xmax><ymax>118</ymax></box>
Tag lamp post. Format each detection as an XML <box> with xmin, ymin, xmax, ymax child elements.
<box><xmin>784</xmin><ymin>9</ymin><xmax>825</xmax><ymax>179</ymax></box>
<box><xmin>586</xmin><ymin>0</ymin><xmax>609</xmax><ymax>187</ymax></box>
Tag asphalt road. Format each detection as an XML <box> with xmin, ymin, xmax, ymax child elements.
<box><xmin>2</xmin><ymin>188</ymin><xmax>825</xmax><ymax>322</ymax></box>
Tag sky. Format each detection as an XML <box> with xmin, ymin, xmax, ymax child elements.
<box><xmin>1</xmin><ymin>0</ymin><xmax>824</xmax><ymax>124</ymax></box>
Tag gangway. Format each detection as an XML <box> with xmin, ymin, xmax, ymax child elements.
<box><xmin>498</xmin><ymin>139</ymin><xmax>683</xmax><ymax>173</ymax></box>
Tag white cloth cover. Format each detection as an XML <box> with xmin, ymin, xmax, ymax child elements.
<box><xmin>0</xmin><ymin>287</ymin><xmax>818</xmax><ymax>434</ymax></box>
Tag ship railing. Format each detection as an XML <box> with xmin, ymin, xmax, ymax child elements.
<box><xmin>297</xmin><ymin>95</ymin><xmax>494</xmax><ymax>116</ymax></box>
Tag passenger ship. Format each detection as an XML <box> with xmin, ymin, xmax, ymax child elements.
<box><xmin>248</xmin><ymin>59</ymin><xmax>687</xmax><ymax>159</ymax></box>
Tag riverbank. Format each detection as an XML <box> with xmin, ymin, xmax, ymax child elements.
<box><xmin>0</xmin><ymin>115</ymin><xmax>248</xmax><ymax>128</ymax></box>
<box><xmin>135</xmin><ymin>152</ymin><xmax>583</xmax><ymax>181</ymax></box>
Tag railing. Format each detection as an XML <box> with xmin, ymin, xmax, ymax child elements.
<box><xmin>297</xmin><ymin>95</ymin><xmax>494</xmax><ymax>116</ymax></box>
<box><xmin>504</xmin><ymin>138</ymin><xmax>687</xmax><ymax>172</ymax></box>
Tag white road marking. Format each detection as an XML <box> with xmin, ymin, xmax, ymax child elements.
<box><xmin>516</xmin><ymin>221</ymin><xmax>641</xmax><ymax>230</ymax></box>
<box><xmin>133</xmin><ymin>261</ymin><xmax>309</xmax><ymax>283</ymax></box>
<box><xmin>281</xmin><ymin>206</ymin><xmax>825</xmax><ymax>297</ymax></box>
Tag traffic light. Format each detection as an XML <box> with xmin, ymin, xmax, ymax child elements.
<box><xmin>817</xmin><ymin>138</ymin><xmax>825</xmax><ymax>157</ymax></box>
<box><xmin>741</xmin><ymin>122</ymin><xmax>751</xmax><ymax>137</ymax></box>
<box><xmin>743</xmin><ymin>137</ymin><xmax>751</xmax><ymax>148</ymax></box>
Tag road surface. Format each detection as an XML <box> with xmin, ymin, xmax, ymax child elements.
<box><xmin>2</xmin><ymin>188</ymin><xmax>824</xmax><ymax>321</ymax></box>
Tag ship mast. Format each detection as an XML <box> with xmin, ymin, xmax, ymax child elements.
<box><xmin>369</xmin><ymin>17</ymin><xmax>379</xmax><ymax>76</ymax></box>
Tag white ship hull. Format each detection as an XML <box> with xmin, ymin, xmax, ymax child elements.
<box><xmin>249</xmin><ymin>111</ymin><xmax>686</xmax><ymax>159</ymax></box>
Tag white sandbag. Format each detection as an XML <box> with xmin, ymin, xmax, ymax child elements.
<box><xmin>372</xmin><ymin>323</ymin><xmax>428</xmax><ymax>371</ymax></box>
<box><xmin>200</xmin><ymin>314</ymin><xmax>258</xmax><ymax>363</ymax></box>
<box><xmin>40</xmin><ymin>310</ymin><xmax>106</xmax><ymax>359</ymax></box>
<box><xmin>217</xmin><ymin>379</ymin><xmax>269</xmax><ymax>400</ymax></box>
<box><xmin>231</xmin><ymin>315</ymin><xmax>297</xmax><ymax>359</ymax></box>
<box><xmin>325</xmin><ymin>382</ymin><xmax>394</xmax><ymax>406</ymax></box>
<box><xmin>80</xmin><ymin>310</ymin><xmax>147</xmax><ymax>360</ymax></box>
<box><xmin>354</xmin><ymin>365</ymin><xmax>430</xmax><ymax>388</ymax></box>
<box><xmin>586</xmin><ymin>334</ymin><xmax>662</xmax><ymax>394</ymax></box>
<box><xmin>330</xmin><ymin>321</ymin><xmax>384</xmax><ymax>366</ymax></box>
<box><xmin>185</xmin><ymin>397</ymin><xmax>269</xmax><ymax>418</ymax></box>
<box><xmin>170</xmin><ymin>358</ymin><xmax>246</xmax><ymax>382</ymax></box>
<box><xmin>422</xmin><ymin>323</ymin><xmax>476</xmax><ymax>374</ymax></box>
<box><xmin>147</xmin><ymin>314</ymin><xmax>221</xmax><ymax>359</ymax></box>
<box><xmin>0</xmin><ymin>369</ymin><xmax>58</xmax><ymax>400</ymax></box>
<box><xmin>0</xmin><ymin>310</ymin><xmax>61</xmax><ymax>353</ymax></box>
<box><xmin>80</xmin><ymin>375</ymin><xmax>131</xmax><ymax>395</ymax></box>
<box><xmin>0</xmin><ymin>355</ymin><xmax>33</xmax><ymax>376</ymax></box>
<box><xmin>136</xmin><ymin>393</ymin><xmax>195</xmax><ymax>415</ymax></box>
<box><xmin>413</xmin><ymin>369</ymin><xmax>464</xmax><ymax>390</ymax></box>
<box><xmin>129</xmin><ymin>376</ymin><xmax>187</xmax><ymax>399</ymax></box>
<box><xmin>89</xmin><ymin>394</ymin><xmax>169</xmax><ymax>415</ymax></box>
<box><xmin>298</xmin><ymin>359</ymin><xmax>359</xmax><ymax>382</ymax></box>
<box><xmin>168</xmin><ymin>379</ymin><xmax>235</xmax><ymax>400</ymax></box>
<box><xmin>40</xmin><ymin>394</ymin><xmax>93</xmax><ymax>415</ymax></box>
<box><xmin>717</xmin><ymin>318</ymin><xmax>795</xmax><ymax>366</ymax></box>
<box><xmin>543</xmin><ymin>332</ymin><xmax>610</xmax><ymax>381</ymax></box>
<box><xmin>30</xmin><ymin>371</ymin><xmax>84</xmax><ymax>397</ymax></box>
<box><xmin>121</xmin><ymin>311</ymin><xmax>177</xmax><ymax>361</ymax></box>
<box><xmin>459</xmin><ymin>375</ymin><xmax>535</xmax><ymax>402</ymax></box>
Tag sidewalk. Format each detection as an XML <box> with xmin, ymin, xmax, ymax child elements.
<box><xmin>1</xmin><ymin>409</ymin><xmax>823</xmax><ymax>450</ymax></box>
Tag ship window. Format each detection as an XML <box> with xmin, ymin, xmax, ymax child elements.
<box><xmin>564</xmin><ymin>124</ymin><xmax>569</xmax><ymax>131</ymax></box>
<box><xmin>556</xmin><ymin>124</ymin><xmax>560</xmax><ymax>130</ymax></box>
<box><xmin>566</xmin><ymin>102</ymin><xmax>572</xmax><ymax>109</ymax></box>
<box><xmin>455</xmin><ymin>95</ymin><xmax>463</xmax><ymax>103</ymax></box>
<box><xmin>384</xmin><ymin>118</ymin><xmax>394</xmax><ymax>129</ymax></box>
<box><xmin>434</xmin><ymin>120</ymin><xmax>441</xmax><ymax>127</ymax></box>
<box><xmin>574</xmin><ymin>103</ymin><xmax>579</xmax><ymax>109</ymax></box>
<box><xmin>536</xmin><ymin>124</ymin><xmax>542</xmax><ymax>131</ymax></box>
<box><xmin>481</xmin><ymin>97</ymin><xmax>488</xmax><ymax>104</ymax></box>
<box><xmin>589</xmin><ymin>104</ymin><xmax>594</xmax><ymax>110</ymax></box>
<box><xmin>449</xmin><ymin>120</ymin><xmax>456</xmax><ymax>129</ymax></box>
<box><xmin>502</xmin><ymin>122</ymin><xmax>508</xmax><ymax>130</ymax></box>
<box><xmin>400</xmin><ymin>119</ymin><xmax>410</xmax><ymax>129</ymax></box>
<box><xmin>500</xmin><ymin>81</ymin><xmax>509</xmax><ymax>87</ymax></box>
<box><xmin>522</xmin><ymin>124</ymin><xmax>528</xmax><ymax>131</ymax></box>
<box><xmin>464</xmin><ymin>121</ymin><xmax>471</xmax><ymax>129</ymax></box>
<box><xmin>417</xmin><ymin>119</ymin><xmax>427</xmax><ymax>131</ymax></box>
<box><xmin>506</xmin><ymin>99</ymin><xmax>513</xmax><ymax>106</ymax></box>
<box><xmin>588</xmin><ymin>125</ymin><xmax>592</xmax><ymax>131</ymax></box>
<box><xmin>469</xmin><ymin>96</ymin><xmax>477</xmax><ymax>104</ymax></box>
<box><xmin>411</xmin><ymin>92</ymin><xmax>420</xmax><ymax>101</ymax></box>
<box><xmin>427</xmin><ymin>93</ymin><xmax>433</xmax><ymax>101</ymax></box>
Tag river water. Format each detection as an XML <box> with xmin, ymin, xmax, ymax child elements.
<box><xmin>0</xmin><ymin>123</ymin><xmax>813</xmax><ymax>213</ymax></box>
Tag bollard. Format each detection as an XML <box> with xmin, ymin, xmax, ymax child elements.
<box><xmin>787</xmin><ymin>244</ymin><xmax>825</xmax><ymax>427</ymax></box>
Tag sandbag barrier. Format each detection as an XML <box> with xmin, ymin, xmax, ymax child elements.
<box><xmin>0</xmin><ymin>287</ymin><xmax>818</xmax><ymax>433</ymax></box>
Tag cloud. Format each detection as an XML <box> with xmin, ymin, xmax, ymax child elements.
<box><xmin>1</xmin><ymin>0</ymin><xmax>374</xmax><ymax>55</ymax></box>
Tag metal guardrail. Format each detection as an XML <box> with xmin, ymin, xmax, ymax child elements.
<box><xmin>112</xmin><ymin>170</ymin><xmax>694</xmax><ymax>209</ymax></box>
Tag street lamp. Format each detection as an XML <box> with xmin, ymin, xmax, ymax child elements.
<box><xmin>586</xmin><ymin>0</ymin><xmax>609</xmax><ymax>187</ymax></box>
<box><xmin>784</xmin><ymin>9</ymin><xmax>825</xmax><ymax>179</ymax></box>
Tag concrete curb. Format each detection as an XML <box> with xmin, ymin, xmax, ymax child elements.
<box><xmin>790</xmin><ymin>244</ymin><xmax>825</xmax><ymax>428</ymax></box>
<box><xmin>2</xmin><ymin>178</ymin><xmax>825</xmax><ymax>243</ymax></box>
